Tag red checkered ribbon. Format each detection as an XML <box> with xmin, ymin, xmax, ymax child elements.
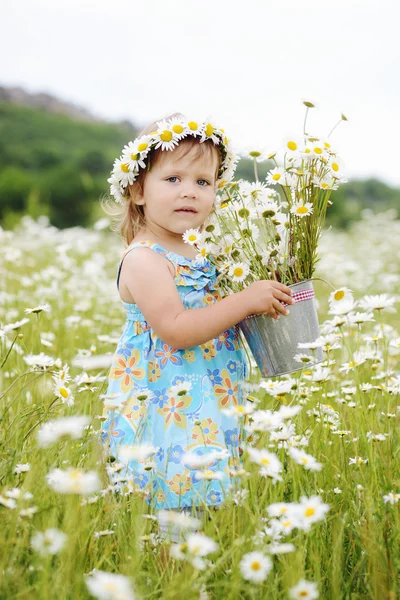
<box><xmin>240</xmin><ymin>287</ymin><xmax>315</xmax><ymax>321</ymax></box>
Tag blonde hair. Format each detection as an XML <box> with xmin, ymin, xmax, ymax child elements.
<box><xmin>101</xmin><ymin>112</ymin><xmax>222</xmax><ymax>246</ymax></box>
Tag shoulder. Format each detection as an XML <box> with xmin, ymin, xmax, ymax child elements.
<box><xmin>121</xmin><ymin>246</ymin><xmax>175</xmax><ymax>278</ymax></box>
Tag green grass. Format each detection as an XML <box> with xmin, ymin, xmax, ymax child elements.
<box><xmin>0</xmin><ymin>212</ymin><xmax>399</xmax><ymax>599</ymax></box>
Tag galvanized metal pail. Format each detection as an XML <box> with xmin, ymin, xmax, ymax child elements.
<box><xmin>238</xmin><ymin>280</ymin><xmax>324</xmax><ymax>378</ymax></box>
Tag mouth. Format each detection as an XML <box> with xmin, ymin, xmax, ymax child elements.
<box><xmin>175</xmin><ymin>207</ymin><xmax>198</xmax><ymax>214</ymax></box>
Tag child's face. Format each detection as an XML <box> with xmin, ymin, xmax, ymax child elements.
<box><xmin>134</xmin><ymin>143</ymin><xmax>219</xmax><ymax>238</ymax></box>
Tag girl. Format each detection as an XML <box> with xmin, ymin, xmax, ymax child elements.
<box><xmin>100</xmin><ymin>113</ymin><xmax>294</xmax><ymax>519</ymax></box>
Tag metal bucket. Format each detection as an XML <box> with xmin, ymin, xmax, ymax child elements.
<box><xmin>238</xmin><ymin>280</ymin><xmax>324</xmax><ymax>378</ymax></box>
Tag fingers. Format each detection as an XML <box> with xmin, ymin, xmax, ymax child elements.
<box><xmin>273</xmin><ymin>299</ymin><xmax>290</xmax><ymax>316</ymax></box>
<box><xmin>269</xmin><ymin>281</ymin><xmax>293</xmax><ymax>296</ymax></box>
<box><xmin>273</xmin><ymin>290</ymin><xmax>295</xmax><ymax>305</ymax></box>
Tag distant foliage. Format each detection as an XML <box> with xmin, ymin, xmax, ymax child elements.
<box><xmin>0</xmin><ymin>102</ymin><xmax>399</xmax><ymax>229</ymax></box>
<box><xmin>0</xmin><ymin>103</ymin><xmax>136</xmax><ymax>228</ymax></box>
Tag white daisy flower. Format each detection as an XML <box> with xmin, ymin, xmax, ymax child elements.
<box><xmin>283</xmin><ymin>137</ymin><xmax>301</xmax><ymax>155</ymax></box>
<box><xmin>290</xmin><ymin>202</ymin><xmax>313</xmax><ymax>217</ymax></box>
<box><xmin>228</xmin><ymin>262</ymin><xmax>250</xmax><ymax>283</ymax></box>
<box><xmin>312</xmin><ymin>175</ymin><xmax>339</xmax><ymax>190</ymax></box>
<box><xmin>359</xmin><ymin>294</ymin><xmax>396</xmax><ymax>312</ymax></box>
<box><xmin>37</xmin><ymin>415</ymin><xmax>90</xmax><ymax>448</ymax></box>
<box><xmin>46</xmin><ymin>468</ymin><xmax>101</xmax><ymax>495</ymax></box>
<box><xmin>293</xmin><ymin>496</ymin><xmax>330</xmax><ymax>531</ymax></box>
<box><xmin>169</xmin><ymin>381</ymin><xmax>192</xmax><ymax>396</ymax></box>
<box><xmin>194</xmin><ymin>242</ymin><xmax>212</xmax><ymax>265</ymax></box>
<box><xmin>109</xmin><ymin>158</ymin><xmax>136</xmax><ymax>187</ymax></box>
<box><xmin>288</xmin><ymin>447</ymin><xmax>323</xmax><ymax>471</ymax></box>
<box><xmin>239</xmin><ymin>551</ymin><xmax>272</xmax><ymax>583</ymax></box>
<box><xmin>194</xmin><ymin>470</ymin><xmax>224</xmax><ymax>481</ymax></box>
<box><xmin>14</xmin><ymin>463</ymin><xmax>31</xmax><ymax>474</ymax></box>
<box><xmin>328</xmin><ymin>156</ymin><xmax>346</xmax><ymax>179</ymax></box>
<box><xmin>242</xmin><ymin>147</ymin><xmax>269</xmax><ymax>162</ymax></box>
<box><xmin>152</xmin><ymin>123</ymin><xmax>181</xmax><ymax>151</ymax></box>
<box><xmin>85</xmin><ymin>570</ymin><xmax>136</xmax><ymax>600</ymax></box>
<box><xmin>200</xmin><ymin>120</ymin><xmax>221</xmax><ymax>145</ymax></box>
<box><xmin>24</xmin><ymin>352</ymin><xmax>55</xmax><ymax>369</ymax></box>
<box><xmin>24</xmin><ymin>303</ymin><xmax>51</xmax><ymax>315</ymax></box>
<box><xmin>53</xmin><ymin>383</ymin><xmax>74</xmax><ymax>406</ymax></box>
<box><xmin>289</xmin><ymin>579</ymin><xmax>319</xmax><ymax>599</ymax></box>
<box><xmin>308</xmin><ymin>140</ymin><xmax>329</xmax><ymax>159</ymax></box>
<box><xmin>186</xmin><ymin>532</ymin><xmax>219</xmax><ymax>556</ymax></box>
<box><xmin>186</xmin><ymin>119</ymin><xmax>204</xmax><ymax>137</ymax></box>
<box><xmin>182</xmin><ymin>228</ymin><xmax>202</xmax><ymax>246</ymax></box>
<box><xmin>266</xmin><ymin>167</ymin><xmax>286</xmax><ymax>185</ymax></box>
<box><xmin>31</xmin><ymin>528</ymin><xmax>67</xmax><ymax>556</ymax></box>
<box><xmin>121</xmin><ymin>140</ymin><xmax>148</xmax><ymax>170</ymax></box>
<box><xmin>119</xmin><ymin>443</ymin><xmax>159</xmax><ymax>462</ymax></box>
<box><xmin>157</xmin><ymin>509</ymin><xmax>201</xmax><ymax>530</ymax></box>
<box><xmin>328</xmin><ymin>287</ymin><xmax>356</xmax><ymax>315</ymax></box>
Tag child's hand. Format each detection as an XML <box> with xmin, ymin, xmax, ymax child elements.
<box><xmin>241</xmin><ymin>280</ymin><xmax>295</xmax><ymax>320</ymax></box>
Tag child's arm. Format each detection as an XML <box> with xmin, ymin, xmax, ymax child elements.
<box><xmin>121</xmin><ymin>248</ymin><xmax>294</xmax><ymax>350</ymax></box>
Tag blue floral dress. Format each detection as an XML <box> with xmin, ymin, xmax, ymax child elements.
<box><xmin>100</xmin><ymin>240</ymin><xmax>249</xmax><ymax>510</ymax></box>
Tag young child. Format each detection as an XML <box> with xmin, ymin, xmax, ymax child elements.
<box><xmin>100</xmin><ymin>113</ymin><xmax>294</xmax><ymax>519</ymax></box>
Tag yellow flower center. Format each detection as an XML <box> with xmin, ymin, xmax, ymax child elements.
<box><xmin>172</xmin><ymin>124</ymin><xmax>184</xmax><ymax>134</ymax></box>
<box><xmin>130</xmin><ymin>153</ymin><xmax>139</xmax><ymax>161</ymax></box>
<box><xmin>249</xmin><ymin>150</ymin><xmax>261</xmax><ymax>158</ymax></box>
<box><xmin>261</xmin><ymin>458</ymin><xmax>270</xmax><ymax>465</ymax></box>
<box><xmin>188</xmin><ymin>234</ymin><xmax>197</xmax><ymax>242</ymax></box>
<box><xmin>137</xmin><ymin>143</ymin><xmax>148</xmax><ymax>152</ymax></box>
<box><xmin>272</xmin><ymin>173</ymin><xmax>281</xmax><ymax>181</ymax></box>
<box><xmin>314</xmin><ymin>147</ymin><xmax>323</xmax><ymax>154</ymax></box>
<box><xmin>296</xmin><ymin>206</ymin><xmax>309</xmax><ymax>215</ymax></box>
<box><xmin>324</xmin><ymin>142</ymin><xmax>331</xmax><ymax>149</ymax></box>
<box><xmin>121</xmin><ymin>163</ymin><xmax>130</xmax><ymax>173</ymax></box>
<box><xmin>331</xmin><ymin>162</ymin><xmax>339</xmax><ymax>172</ymax></box>
<box><xmin>305</xmin><ymin>507</ymin><xmax>315</xmax><ymax>517</ymax></box>
<box><xmin>251</xmin><ymin>561</ymin><xmax>261</xmax><ymax>571</ymax></box>
<box><xmin>233</xmin><ymin>267</ymin><xmax>244</xmax><ymax>277</ymax></box>
<box><xmin>299</xmin><ymin>592</ymin><xmax>309</xmax><ymax>597</ymax></box>
<box><xmin>334</xmin><ymin>290</ymin><xmax>345</xmax><ymax>301</ymax></box>
<box><xmin>220</xmin><ymin>202</ymin><xmax>229</xmax><ymax>208</ymax></box>
<box><xmin>287</xmin><ymin>141</ymin><xmax>297</xmax><ymax>151</ymax></box>
<box><xmin>205</xmin><ymin>123</ymin><xmax>214</xmax><ymax>136</ymax></box>
<box><xmin>160</xmin><ymin>130</ymin><xmax>173</xmax><ymax>142</ymax></box>
<box><xmin>59</xmin><ymin>387</ymin><xmax>69</xmax><ymax>398</ymax></box>
<box><xmin>188</xmin><ymin>121</ymin><xmax>198</xmax><ymax>131</ymax></box>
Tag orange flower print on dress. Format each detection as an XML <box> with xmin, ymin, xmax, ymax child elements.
<box><xmin>192</xmin><ymin>417</ymin><xmax>219</xmax><ymax>445</ymax></box>
<box><xmin>168</xmin><ymin>469</ymin><xmax>192</xmax><ymax>496</ymax></box>
<box><xmin>148</xmin><ymin>361</ymin><xmax>161</xmax><ymax>382</ymax></box>
<box><xmin>109</xmin><ymin>350</ymin><xmax>145</xmax><ymax>393</ymax></box>
<box><xmin>155</xmin><ymin>344</ymin><xmax>183</xmax><ymax>370</ymax></box>
<box><xmin>201</xmin><ymin>340</ymin><xmax>216</xmax><ymax>361</ymax></box>
<box><xmin>158</xmin><ymin>394</ymin><xmax>192</xmax><ymax>430</ymax></box>
<box><xmin>214</xmin><ymin>368</ymin><xmax>238</xmax><ymax>409</ymax></box>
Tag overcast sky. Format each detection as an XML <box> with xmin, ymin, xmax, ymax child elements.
<box><xmin>2</xmin><ymin>0</ymin><xmax>399</xmax><ymax>185</ymax></box>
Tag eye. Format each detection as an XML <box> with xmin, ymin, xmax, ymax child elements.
<box><xmin>166</xmin><ymin>176</ymin><xmax>179</xmax><ymax>183</ymax></box>
<box><xmin>198</xmin><ymin>179</ymin><xmax>210</xmax><ymax>186</ymax></box>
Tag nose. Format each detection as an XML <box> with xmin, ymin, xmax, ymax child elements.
<box><xmin>180</xmin><ymin>182</ymin><xmax>198</xmax><ymax>199</ymax></box>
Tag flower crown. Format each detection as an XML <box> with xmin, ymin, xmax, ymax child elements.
<box><xmin>108</xmin><ymin>116</ymin><xmax>239</xmax><ymax>204</ymax></box>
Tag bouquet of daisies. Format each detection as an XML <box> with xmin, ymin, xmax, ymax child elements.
<box><xmin>184</xmin><ymin>102</ymin><xmax>347</xmax><ymax>296</ymax></box>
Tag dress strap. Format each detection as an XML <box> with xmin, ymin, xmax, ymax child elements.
<box><xmin>116</xmin><ymin>240</ymin><xmax>172</xmax><ymax>291</ymax></box>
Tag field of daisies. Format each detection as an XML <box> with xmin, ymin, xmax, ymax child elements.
<box><xmin>1</xmin><ymin>209</ymin><xmax>400</xmax><ymax>600</ymax></box>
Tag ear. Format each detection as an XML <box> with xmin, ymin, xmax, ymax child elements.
<box><xmin>128</xmin><ymin>183</ymin><xmax>145</xmax><ymax>206</ymax></box>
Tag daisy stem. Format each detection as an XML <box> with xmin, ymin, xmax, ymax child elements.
<box><xmin>253</xmin><ymin>159</ymin><xmax>259</xmax><ymax>183</ymax></box>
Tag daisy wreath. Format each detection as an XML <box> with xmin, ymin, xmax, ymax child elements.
<box><xmin>108</xmin><ymin>116</ymin><xmax>239</xmax><ymax>204</ymax></box>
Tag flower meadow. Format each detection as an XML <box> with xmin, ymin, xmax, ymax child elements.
<box><xmin>1</xmin><ymin>211</ymin><xmax>400</xmax><ymax>600</ymax></box>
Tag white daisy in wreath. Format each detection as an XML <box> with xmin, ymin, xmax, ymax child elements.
<box><xmin>200</xmin><ymin>120</ymin><xmax>222</xmax><ymax>145</ymax></box>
